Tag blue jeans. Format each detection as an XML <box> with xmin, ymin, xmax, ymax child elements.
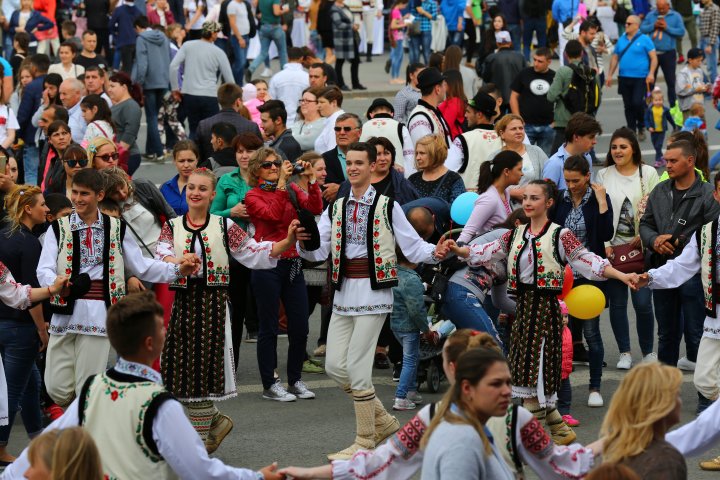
<box><xmin>390</xmin><ymin>38</ymin><xmax>404</xmax><ymax>79</ymax></box>
<box><xmin>143</xmin><ymin>88</ymin><xmax>166</xmax><ymax>156</ymax></box>
<box><xmin>651</xmin><ymin>131</ymin><xmax>665</xmax><ymax>162</ymax></box>
<box><xmin>506</xmin><ymin>23</ymin><xmax>521</xmax><ymax>51</ymax></box>
<box><xmin>182</xmin><ymin>94</ymin><xmax>220</xmax><ymax>140</ymax></box>
<box><xmin>440</xmin><ymin>282</ymin><xmax>502</xmax><ymax>347</ymax></box>
<box><xmin>252</xmin><ymin>260</ymin><xmax>309</xmax><ymax>389</ymax></box>
<box><xmin>606</xmin><ymin>278</ymin><xmax>655</xmax><ymax>356</ymax></box>
<box><xmin>653</xmin><ymin>273</ymin><xmax>705</xmax><ymax>365</ymax></box>
<box><xmin>23</xmin><ymin>145</ymin><xmax>39</xmax><ymax>186</ymax></box>
<box><xmin>522</xmin><ymin>16</ymin><xmax>547</xmax><ymax>61</ymax></box>
<box><xmin>230</xmin><ymin>35</ymin><xmax>250</xmax><ymax>84</ymax></box>
<box><xmin>249</xmin><ymin>24</ymin><xmax>288</xmax><ymax>74</ymax></box>
<box><xmin>310</xmin><ymin>30</ymin><xmax>324</xmax><ymax>60</ymax></box>
<box><xmin>653</xmin><ymin>50</ymin><xmax>677</xmax><ymax>106</ymax></box>
<box><xmin>0</xmin><ymin>321</ymin><xmax>43</xmax><ymax>445</ymax></box>
<box><xmin>557</xmin><ymin>377</ymin><xmax>572</xmax><ymax>415</ymax></box>
<box><xmin>701</xmin><ymin>38</ymin><xmax>718</xmax><ymax>85</ymax></box>
<box><xmin>393</xmin><ymin>330</ymin><xmax>419</xmax><ymax>399</ymax></box>
<box><xmin>447</xmin><ymin>30</ymin><xmax>463</xmax><ymax>47</ymax></box>
<box><xmin>409</xmin><ymin>31</ymin><xmax>432</xmax><ymax>65</ymax></box>
<box><xmin>570</xmin><ymin>279</ymin><xmax>603</xmax><ymax>391</ymax></box>
<box><xmin>525</xmin><ymin>124</ymin><xmax>555</xmax><ymax>156</ymax></box>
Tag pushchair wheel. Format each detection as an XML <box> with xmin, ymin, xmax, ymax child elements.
<box><xmin>426</xmin><ymin>360</ymin><xmax>441</xmax><ymax>393</ymax></box>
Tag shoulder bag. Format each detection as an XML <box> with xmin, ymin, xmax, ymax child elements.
<box><xmin>609</xmin><ymin>167</ymin><xmax>646</xmax><ymax>274</ymax></box>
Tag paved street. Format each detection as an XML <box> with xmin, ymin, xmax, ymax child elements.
<box><xmin>8</xmin><ymin>53</ymin><xmax>720</xmax><ymax>477</ymax></box>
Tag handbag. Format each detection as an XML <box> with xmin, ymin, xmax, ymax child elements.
<box><xmin>609</xmin><ymin>166</ymin><xmax>647</xmax><ymax>273</ymax></box>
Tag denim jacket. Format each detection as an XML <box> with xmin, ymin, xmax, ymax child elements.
<box><xmin>390</xmin><ymin>266</ymin><xmax>429</xmax><ymax>333</ymax></box>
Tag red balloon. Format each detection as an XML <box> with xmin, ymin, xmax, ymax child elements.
<box><xmin>558</xmin><ymin>264</ymin><xmax>574</xmax><ymax>300</ymax></box>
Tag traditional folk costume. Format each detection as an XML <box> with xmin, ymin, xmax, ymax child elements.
<box><xmin>1</xmin><ymin>358</ymin><xmax>274</xmax><ymax>480</ymax></box>
<box><xmin>0</xmin><ymin>262</ymin><xmax>40</xmax><ymax>427</ymax></box>
<box><xmin>299</xmin><ymin>185</ymin><xmax>441</xmax><ymax>460</ymax></box>
<box><xmin>407</xmin><ymin>99</ymin><xmax>452</xmax><ymax>148</ymax></box>
<box><xmin>36</xmin><ymin>211</ymin><xmax>184</xmax><ymax>407</ymax></box>
<box><xmin>465</xmin><ymin>221</ymin><xmax>609</xmax><ymax>440</ymax></box>
<box><xmin>155</xmin><ymin>214</ymin><xmax>277</xmax><ymax>441</ymax></box>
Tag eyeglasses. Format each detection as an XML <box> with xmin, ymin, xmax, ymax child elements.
<box><xmin>64</xmin><ymin>158</ymin><xmax>88</xmax><ymax>168</ymax></box>
<box><xmin>299</xmin><ymin>98</ymin><xmax>318</xmax><ymax>103</ymax></box>
<box><xmin>95</xmin><ymin>152</ymin><xmax>120</xmax><ymax>163</ymax></box>
<box><xmin>260</xmin><ymin>160</ymin><xmax>282</xmax><ymax>169</ymax></box>
<box><xmin>334</xmin><ymin>126</ymin><xmax>357</xmax><ymax>132</ymax></box>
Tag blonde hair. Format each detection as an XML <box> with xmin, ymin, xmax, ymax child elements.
<box><xmin>86</xmin><ymin>137</ymin><xmax>117</xmax><ymax>168</ymax></box>
<box><xmin>189</xmin><ymin>167</ymin><xmax>218</xmax><ymax>190</ymax></box>
<box><xmin>101</xmin><ymin>166</ymin><xmax>134</xmax><ymax>199</ymax></box>
<box><xmin>28</xmin><ymin>427</ymin><xmax>104</xmax><ymax>480</ymax></box>
<box><xmin>247</xmin><ymin>147</ymin><xmax>281</xmax><ymax>187</ymax></box>
<box><xmin>415</xmin><ymin>134</ymin><xmax>448</xmax><ymax>170</ymax></box>
<box><xmin>495</xmin><ymin>113</ymin><xmax>524</xmax><ymax>137</ymax></box>
<box><xmin>4</xmin><ymin>184</ymin><xmax>42</xmax><ymax>234</ymax></box>
<box><xmin>600</xmin><ymin>363</ymin><xmax>683</xmax><ymax>464</ymax></box>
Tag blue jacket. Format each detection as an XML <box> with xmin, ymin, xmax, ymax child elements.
<box><xmin>132</xmin><ymin>29</ymin><xmax>171</xmax><ymax>89</ymax></box>
<box><xmin>17</xmin><ymin>75</ymin><xmax>45</xmax><ymax>145</ymax></box>
<box><xmin>645</xmin><ymin>105</ymin><xmax>677</xmax><ymax>131</ymax></box>
<box><xmin>9</xmin><ymin>10</ymin><xmax>54</xmax><ymax>41</ymax></box>
<box><xmin>632</xmin><ymin>0</ymin><xmax>650</xmax><ymax>16</ymax></box>
<box><xmin>337</xmin><ymin>169</ymin><xmax>420</xmax><ymax>206</ymax></box>
<box><xmin>552</xmin><ymin>0</ymin><xmax>579</xmax><ymax>24</ymax></box>
<box><xmin>390</xmin><ymin>266</ymin><xmax>429</xmax><ymax>333</ymax></box>
<box><xmin>551</xmin><ymin>188</ymin><xmax>614</xmax><ymax>257</ymax></box>
<box><xmin>640</xmin><ymin>9</ymin><xmax>686</xmax><ymax>52</ymax></box>
<box><xmin>109</xmin><ymin>3</ymin><xmax>142</xmax><ymax>48</ymax></box>
<box><xmin>440</xmin><ymin>0</ymin><xmax>465</xmax><ymax>32</ymax></box>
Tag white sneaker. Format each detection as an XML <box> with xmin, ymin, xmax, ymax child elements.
<box><xmin>263</xmin><ymin>382</ymin><xmax>297</xmax><ymax>402</ymax></box>
<box><xmin>616</xmin><ymin>352</ymin><xmax>633</xmax><ymax>370</ymax></box>
<box><xmin>643</xmin><ymin>352</ymin><xmax>658</xmax><ymax>363</ymax></box>
<box><xmin>677</xmin><ymin>356</ymin><xmax>696</xmax><ymax>371</ymax></box>
<box><xmin>588</xmin><ymin>391</ymin><xmax>604</xmax><ymax>407</ymax></box>
<box><xmin>287</xmin><ymin>380</ymin><xmax>316</xmax><ymax>399</ymax></box>
<box><xmin>260</xmin><ymin>67</ymin><xmax>273</xmax><ymax>77</ymax></box>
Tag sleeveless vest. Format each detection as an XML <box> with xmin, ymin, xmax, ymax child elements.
<box><xmin>457</xmin><ymin>129</ymin><xmax>503</xmax><ymax>191</ymax></box>
<box><xmin>697</xmin><ymin>219</ymin><xmax>719</xmax><ymax>318</ymax></box>
<box><xmin>168</xmin><ymin>215</ymin><xmax>230</xmax><ymax>289</ymax></box>
<box><xmin>408</xmin><ymin>101</ymin><xmax>451</xmax><ymax>147</ymax></box>
<box><xmin>507</xmin><ymin>222</ymin><xmax>566</xmax><ymax>294</ymax></box>
<box><xmin>79</xmin><ymin>371</ymin><xmax>175</xmax><ymax>480</ymax></box>
<box><xmin>49</xmin><ymin>214</ymin><xmax>126</xmax><ymax>315</ymax></box>
<box><xmin>359</xmin><ymin>117</ymin><xmax>407</xmax><ymax>168</ymax></box>
<box><xmin>330</xmin><ymin>193</ymin><xmax>398</xmax><ymax>290</ymax></box>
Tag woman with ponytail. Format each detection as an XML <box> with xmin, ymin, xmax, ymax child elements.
<box><xmin>107</xmin><ymin>72</ymin><xmax>143</xmax><ymax>175</ymax></box>
<box><xmin>0</xmin><ymin>185</ymin><xmax>68</xmax><ymax>465</ymax></box>
<box><xmin>448</xmin><ymin>179</ymin><xmax>637</xmax><ymax>447</ymax></box>
<box><xmin>456</xmin><ymin>150</ymin><xmax>523</xmax><ymax>244</ymax></box>
<box><xmin>279</xmin><ymin>330</ymin><xmax>599</xmax><ymax>480</ymax></box>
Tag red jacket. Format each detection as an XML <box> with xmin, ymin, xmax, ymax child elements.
<box><xmin>438</xmin><ymin>97</ymin><xmax>466</xmax><ymax>140</ymax></box>
<box><xmin>245</xmin><ymin>182</ymin><xmax>323</xmax><ymax>259</ymax></box>
<box><xmin>561</xmin><ymin>325</ymin><xmax>573</xmax><ymax>380</ymax></box>
<box><xmin>147</xmin><ymin>7</ymin><xmax>175</xmax><ymax>26</ymax></box>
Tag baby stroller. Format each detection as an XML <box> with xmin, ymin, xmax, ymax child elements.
<box><xmin>416</xmin><ymin>331</ymin><xmax>446</xmax><ymax>393</ymax></box>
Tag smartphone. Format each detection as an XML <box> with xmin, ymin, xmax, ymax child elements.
<box><xmin>0</xmin><ymin>154</ymin><xmax>7</xmax><ymax>174</ymax></box>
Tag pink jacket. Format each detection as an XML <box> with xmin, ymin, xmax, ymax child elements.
<box><xmin>244</xmin><ymin>98</ymin><xmax>263</xmax><ymax>129</ymax></box>
<box><xmin>561</xmin><ymin>325</ymin><xmax>573</xmax><ymax>380</ymax></box>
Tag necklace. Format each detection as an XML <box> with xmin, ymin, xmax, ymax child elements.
<box><xmin>186</xmin><ymin>214</ymin><xmax>205</xmax><ymax>229</ymax></box>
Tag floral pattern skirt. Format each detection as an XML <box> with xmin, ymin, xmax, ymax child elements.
<box><xmin>161</xmin><ymin>282</ymin><xmax>236</xmax><ymax>402</ymax></box>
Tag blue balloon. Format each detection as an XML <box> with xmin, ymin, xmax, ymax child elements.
<box><xmin>450</xmin><ymin>192</ymin><xmax>479</xmax><ymax>225</ymax></box>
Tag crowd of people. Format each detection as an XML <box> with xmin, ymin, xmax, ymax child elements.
<box><xmin>1</xmin><ymin>0</ymin><xmax>720</xmax><ymax>478</ymax></box>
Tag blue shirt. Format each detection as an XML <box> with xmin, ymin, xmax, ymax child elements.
<box><xmin>552</xmin><ymin>0</ymin><xmax>579</xmax><ymax>24</ymax></box>
<box><xmin>615</xmin><ymin>32</ymin><xmax>655</xmax><ymax>78</ymax></box>
<box><xmin>640</xmin><ymin>10</ymin><xmax>686</xmax><ymax>52</ymax></box>
<box><xmin>160</xmin><ymin>175</ymin><xmax>188</xmax><ymax>216</ymax></box>
<box><xmin>0</xmin><ymin>57</ymin><xmax>11</xmax><ymax>78</ymax></box>
<box><xmin>542</xmin><ymin>143</ymin><xmax>593</xmax><ymax>190</ymax></box>
<box><xmin>418</xmin><ymin>0</ymin><xmax>437</xmax><ymax>33</ymax></box>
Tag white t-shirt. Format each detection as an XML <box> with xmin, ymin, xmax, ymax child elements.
<box><xmin>0</xmin><ymin>105</ymin><xmax>20</xmax><ymax>145</ymax></box>
<box><xmin>227</xmin><ymin>0</ymin><xmax>251</xmax><ymax>36</ymax></box>
<box><xmin>184</xmin><ymin>0</ymin><xmax>206</xmax><ymax>30</ymax></box>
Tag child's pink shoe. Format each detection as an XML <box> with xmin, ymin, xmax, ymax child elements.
<box><xmin>562</xmin><ymin>414</ymin><xmax>580</xmax><ymax>427</ymax></box>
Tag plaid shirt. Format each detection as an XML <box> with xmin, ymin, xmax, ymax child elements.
<box><xmin>419</xmin><ymin>0</ymin><xmax>437</xmax><ymax>32</ymax></box>
<box><xmin>562</xmin><ymin>187</ymin><xmax>591</xmax><ymax>249</ymax></box>
<box><xmin>701</xmin><ymin>2</ymin><xmax>720</xmax><ymax>45</ymax></box>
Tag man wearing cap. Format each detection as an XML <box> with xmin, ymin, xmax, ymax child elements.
<box><xmin>170</xmin><ymin>21</ymin><xmax>235</xmax><ymax>139</ymax></box>
<box><xmin>359</xmin><ymin>98</ymin><xmax>415</xmax><ymax>176</ymax></box>
<box><xmin>446</xmin><ymin>91</ymin><xmax>502</xmax><ymax>190</ymax></box>
<box><xmin>676</xmin><ymin>48</ymin><xmax>711</xmax><ymax>119</ymax></box>
<box><xmin>640</xmin><ymin>0</ymin><xmax>685</xmax><ymax>106</ymax></box>
<box><xmin>407</xmin><ymin>67</ymin><xmax>452</xmax><ymax>148</ymax></box>
<box><xmin>479</xmin><ymin>31</ymin><xmax>526</xmax><ymax>115</ymax></box>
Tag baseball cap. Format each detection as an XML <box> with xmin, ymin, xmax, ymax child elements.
<box><xmin>201</xmin><ymin>20</ymin><xmax>222</xmax><ymax>35</ymax></box>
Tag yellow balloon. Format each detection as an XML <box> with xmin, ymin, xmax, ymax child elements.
<box><xmin>564</xmin><ymin>285</ymin><xmax>605</xmax><ymax>320</ymax></box>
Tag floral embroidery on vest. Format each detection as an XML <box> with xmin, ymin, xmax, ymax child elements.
<box><xmin>507</xmin><ymin>223</ymin><xmax>565</xmax><ymax>293</ymax></box>
<box><xmin>698</xmin><ymin>221</ymin><xmax>718</xmax><ymax>317</ymax></box>
<box><xmin>170</xmin><ymin>216</ymin><xmax>230</xmax><ymax>289</ymax></box>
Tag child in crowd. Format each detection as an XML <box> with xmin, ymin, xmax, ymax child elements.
<box><xmin>9</xmin><ymin>64</ymin><xmax>32</xmax><ymax>114</ymax></box>
<box><xmin>676</xmin><ymin>48</ymin><xmax>710</xmax><ymax>120</ymax></box>
<box><xmin>25</xmin><ymin>427</ymin><xmax>104</xmax><ymax>480</ymax></box>
<box><xmin>243</xmin><ymin>82</ymin><xmax>263</xmax><ymax>127</ymax></box>
<box><xmin>252</xmin><ymin>78</ymin><xmax>270</xmax><ymax>102</ymax></box>
<box><xmin>682</xmin><ymin>102</ymin><xmax>707</xmax><ymax>139</ymax></box>
<box><xmin>557</xmin><ymin>300</ymin><xmax>579</xmax><ymax>427</ymax></box>
<box><xmin>60</xmin><ymin>20</ymin><xmax>82</xmax><ymax>52</ymax></box>
<box><xmin>390</xmin><ymin>248</ymin><xmax>431</xmax><ymax>411</ymax></box>
<box><xmin>80</xmin><ymin>94</ymin><xmax>115</xmax><ymax>145</ymax></box>
<box><xmin>645</xmin><ymin>88</ymin><xmax>676</xmax><ymax>168</ymax></box>
<box><xmin>9</xmin><ymin>32</ymin><xmax>30</xmax><ymax>79</ymax></box>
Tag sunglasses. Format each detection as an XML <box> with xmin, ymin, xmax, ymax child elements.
<box><xmin>260</xmin><ymin>160</ymin><xmax>282</xmax><ymax>169</ymax></box>
<box><xmin>95</xmin><ymin>152</ymin><xmax>120</xmax><ymax>162</ymax></box>
<box><xmin>334</xmin><ymin>126</ymin><xmax>357</xmax><ymax>132</ymax></box>
<box><xmin>64</xmin><ymin>158</ymin><xmax>89</xmax><ymax>168</ymax></box>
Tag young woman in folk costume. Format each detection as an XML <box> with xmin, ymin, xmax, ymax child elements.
<box><xmin>447</xmin><ymin>179</ymin><xmax>638</xmax><ymax>446</ymax></box>
<box><xmin>155</xmin><ymin>168</ymin><xmax>305</xmax><ymax>453</ymax></box>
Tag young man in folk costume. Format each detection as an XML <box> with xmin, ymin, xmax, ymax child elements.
<box><xmin>298</xmin><ymin>141</ymin><xmax>449</xmax><ymax>460</ymax></box>
<box><xmin>1</xmin><ymin>292</ymin><xmax>286</xmax><ymax>480</ymax></box>
<box><xmin>37</xmin><ymin>169</ymin><xmax>199</xmax><ymax>409</ymax></box>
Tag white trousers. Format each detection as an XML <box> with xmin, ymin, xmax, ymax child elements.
<box><xmin>325</xmin><ymin>313</ymin><xmax>385</xmax><ymax>391</ymax></box>
<box><xmin>45</xmin><ymin>333</ymin><xmax>111</xmax><ymax>407</ymax></box>
<box><xmin>695</xmin><ymin>336</ymin><xmax>720</xmax><ymax>401</ymax></box>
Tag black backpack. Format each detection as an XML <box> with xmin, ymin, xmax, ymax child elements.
<box><xmin>562</xmin><ymin>63</ymin><xmax>599</xmax><ymax>116</ymax></box>
<box><xmin>219</xmin><ymin>0</ymin><xmax>257</xmax><ymax>39</ymax></box>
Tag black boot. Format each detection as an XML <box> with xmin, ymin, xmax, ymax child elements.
<box><xmin>366</xmin><ymin>43</ymin><xmax>373</xmax><ymax>62</ymax></box>
<box><xmin>697</xmin><ymin>392</ymin><xmax>714</xmax><ymax>416</ymax></box>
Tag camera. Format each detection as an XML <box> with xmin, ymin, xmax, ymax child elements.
<box><xmin>292</xmin><ymin>162</ymin><xmax>305</xmax><ymax>175</ymax></box>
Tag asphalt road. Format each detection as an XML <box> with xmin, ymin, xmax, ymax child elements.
<box><xmin>7</xmin><ymin>52</ymin><xmax>720</xmax><ymax>478</ymax></box>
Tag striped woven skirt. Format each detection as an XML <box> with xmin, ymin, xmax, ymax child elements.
<box><xmin>161</xmin><ymin>281</ymin><xmax>236</xmax><ymax>402</ymax></box>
